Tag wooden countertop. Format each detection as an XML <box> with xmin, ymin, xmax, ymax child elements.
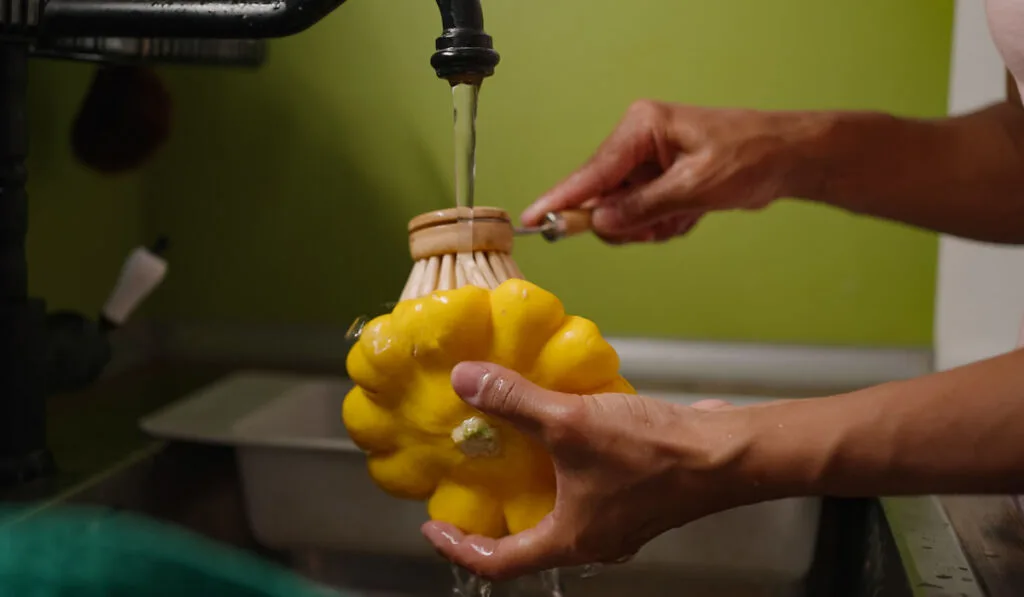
<box><xmin>941</xmin><ymin>496</ymin><xmax>1024</xmax><ymax>597</ymax></box>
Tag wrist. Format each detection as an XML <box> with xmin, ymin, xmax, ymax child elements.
<box><xmin>673</xmin><ymin>401</ymin><xmax>821</xmax><ymax>506</ymax></box>
<box><xmin>775</xmin><ymin>110</ymin><xmax>905</xmax><ymax>206</ymax></box>
<box><xmin>713</xmin><ymin>398</ymin><xmax>848</xmax><ymax>501</ymax></box>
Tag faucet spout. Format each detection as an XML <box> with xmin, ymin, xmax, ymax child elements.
<box><xmin>431</xmin><ymin>0</ymin><xmax>500</xmax><ymax>84</ymax></box>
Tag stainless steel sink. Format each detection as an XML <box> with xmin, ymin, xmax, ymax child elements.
<box><xmin>287</xmin><ymin>548</ymin><xmax>816</xmax><ymax>597</ymax></box>
<box><xmin>140</xmin><ymin>371</ymin><xmax>824</xmax><ymax>597</ymax></box>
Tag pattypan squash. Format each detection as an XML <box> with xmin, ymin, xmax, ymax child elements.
<box><xmin>342</xmin><ymin>278</ymin><xmax>635</xmax><ymax>538</ymax></box>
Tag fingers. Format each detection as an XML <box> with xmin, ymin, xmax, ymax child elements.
<box><xmin>590</xmin><ymin>159</ymin><xmax>692</xmax><ymax>235</ymax></box>
<box><xmin>649</xmin><ymin>213</ymin><xmax>702</xmax><ymax>242</ymax></box>
<box><xmin>422</xmin><ymin>519</ymin><xmax>568</xmax><ymax>581</ymax></box>
<box><xmin>521</xmin><ymin>108</ymin><xmax>659</xmax><ymax>226</ymax></box>
<box><xmin>450</xmin><ymin>362</ymin><xmax>581</xmax><ymax>440</ymax></box>
<box><xmin>595</xmin><ymin>212</ymin><xmax>702</xmax><ymax>246</ymax></box>
<box><xmin>691</xmin><ymin>399</ymin><xmax>733</xmax><ymax>411</ymax></box>
<box><xmin>594</xmin><ymin>227</ymin><xmax>657</xmax><ymax>245</ymax></box>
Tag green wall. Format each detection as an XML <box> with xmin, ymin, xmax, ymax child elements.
<box><xmin>27</xmin><ymin>61</ymin><xmax>145</xmax><ymax>314</ymax></box>
<box><xmin>123</xmin><ymin>0</ymin><xmax>951</xmax><ymax>346</ymax></box>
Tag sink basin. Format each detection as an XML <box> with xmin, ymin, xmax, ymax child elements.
<box><xmin>140</xmin><ymin>371</ymin><xmax>822</xmax><ymax>594</ymax></box>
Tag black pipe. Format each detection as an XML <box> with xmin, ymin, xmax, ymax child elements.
<box><xmin>0</xmin><ymin>41</ymin><xmax>55</xmax><ymax>487</ymax></box>
<box><xmin>40</xmin><ymin>0</ymin><xmax>350</xmax><ymax>39</ymax></box>
<box><xmin>39</xmin><ymin>0</ymin><xmax>498</xmax><ymax>82</ymax></box>
<box><xmin>43</xmin><ymin>311</ymin><xmax>113</xmax><ymax>395</ymax></box>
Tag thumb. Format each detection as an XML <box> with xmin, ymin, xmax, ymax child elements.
<box><xmin>451</xmin><ymin>362</ymin><xmax>579</xmax><ymax>438</ymax></box>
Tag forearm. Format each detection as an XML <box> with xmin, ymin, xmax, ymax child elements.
<box><xmin>736</xmin><ymin>348</ymin><xmax>1024</xmax><ymax>498</ymax></box>
<box><xmin>790</xmin><ymin>102</ymin><xmax>1024</xmax><ymax>243</ymax></box>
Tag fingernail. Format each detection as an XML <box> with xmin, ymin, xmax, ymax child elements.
<box><xmin>422</xmin><ymin>522</ymin><xmax>464</xmax><ymax>547</ymax></box>
<box><xmin>451</xmin><ymin>362</ymin><xmax>491</xmax><ymax>405</ymax></box>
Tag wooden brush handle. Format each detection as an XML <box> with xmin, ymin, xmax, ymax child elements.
<box><xmin>542</xmin><ymin>209</ymin><xmax>593</xmax><ymax>241</ymax></box>
<box><xmin>556</xmin><ymin>209</ymin><xmax>593</xmax><ymax>238</ymax></box>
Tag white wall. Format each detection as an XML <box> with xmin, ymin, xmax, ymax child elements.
<box><xmin>933</xmin><ymin>0</ymin><xmax>1024</xmax><ymax>371</ymax></box>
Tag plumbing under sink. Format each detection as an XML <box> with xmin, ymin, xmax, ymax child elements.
<box><xmin>140</xmin><ymin>371</ymin><xmax>823</xmax><ymax>596</ymax></box>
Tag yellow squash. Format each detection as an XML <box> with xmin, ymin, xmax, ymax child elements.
<box><xmin>342</xmin><ymin>278</ymin><xmax>635</xmax><ymax>538</ymax></box>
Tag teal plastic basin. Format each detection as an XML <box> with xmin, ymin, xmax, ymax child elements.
<box><xmin>0</xmin><ymin>504</ymin><xmax>353</xmax><ymax>597</ymax></box>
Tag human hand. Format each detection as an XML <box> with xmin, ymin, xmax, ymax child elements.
<box><xmin>521</xmin><ymin>100</ymin><xmax>821</xmax><ymax>244</ymax></box>
<box><xmin>421</xmin><ymin>361</ymin><xmax>751</xmax><ymax>581</ymax></box>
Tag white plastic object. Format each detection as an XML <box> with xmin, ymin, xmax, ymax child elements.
<box><xmin>140</xmin><ymin>371</ymin><xmax>822</xmax><ymax>590</ymax></box>
<box><xmin>102</xmin><ymin>246</ymin><xmax>168</xmax><ymax>326</ymax></box>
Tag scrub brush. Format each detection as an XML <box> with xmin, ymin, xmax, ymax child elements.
<box><xmin>399</xmin><ymin>206</ymin><xmax>592</xmax><ymax>301</ymax></box>
<box><xmin>400</xmin><ymin>207</ymin><xmax>521</xmax><ymax>301</ymax></box>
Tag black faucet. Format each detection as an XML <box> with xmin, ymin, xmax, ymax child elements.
<box><xmin>0</xmin><ymin>0</ymin><xmax>499</xmax><ymax>488</ymax></box>
<box><xmin>432</xmin><ymin>0</ymin><xmax>500</xmax><ymax>83</ymax></box>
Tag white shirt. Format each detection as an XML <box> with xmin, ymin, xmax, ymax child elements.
<box><xmin>987</xmin><ymin>0</ymin><xmax>1024</xmax><ymax>94</ymax></box>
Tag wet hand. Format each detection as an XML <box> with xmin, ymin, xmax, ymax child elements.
<box><xmin>521</xmin><ymin>100</ymin><xmax>815</xmax><ymax>244</ymax></box>
<box><xmin>421</xmin><ymin>362</ymin><xmax>745</xmax><ymax>581</ymax></box>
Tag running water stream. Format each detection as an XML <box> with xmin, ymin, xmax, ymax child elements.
<box><xmin>451</xmin><ymin>82</ymin><xmax>485</xmax><ymax>285</ymax></box>
<box><xmin>445</xmin><ymin>80</ymin><xmax>607</xmax><ymax>597</ymax></box>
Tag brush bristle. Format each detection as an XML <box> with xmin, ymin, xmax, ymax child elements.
<box><xmin>399</xmin><ymin>251</ymin><xmax>523</xmax><ymax>301</ymax></box>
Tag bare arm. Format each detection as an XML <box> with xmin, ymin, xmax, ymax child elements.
<box><xmin>526</xmin><ymin>93</ymin><xmax>1024</xmax><ymax>245</ymax></box>
<box><xmin>738</xmin><ymin>349</ymin><xmax>1024</xmax><ymax>498</ymax></box>
<box><xmin>425</xmin><ymin>353</ymin><xmax>1024</xmax><ymax>579</ymax></box>
<box><xmin>794</xmin><ymin>102</ymin><xmax>1024</xmax><ymax>244</ymax></box>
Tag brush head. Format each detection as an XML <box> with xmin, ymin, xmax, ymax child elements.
<box><xmin>400</xmin><ymin>207</ymin><xmax>524</xmax><ymax>301</ymax></box>
<box><xmin>407</xmin><ymin>206</ymin><xmax>513</xmax><ymax>261</ymax></box>
<box><xmin>71</xmin><ymin>65</ymin><xmax>172</xmax><ymax>175</ymax></box>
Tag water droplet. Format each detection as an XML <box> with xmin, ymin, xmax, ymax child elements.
<box><xmin>540</xmin><ymin>569</ymin><xmax>564</xmax><ymax>597</ymax></box>
<box><xmin>451</xmin><ymin>565</ymin><xmax>488</xmax><ymax>597</ymax></box>
<box><xmin>345</xmin><ymin>316</ymin><xmax>368</xmax><ymax>341</ymax></box>
<box><xmin>345</xmin><ymin>303</ymin><xmax>397</xmax><ymax>342</ymax></box>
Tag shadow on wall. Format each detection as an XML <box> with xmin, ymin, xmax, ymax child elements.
<box><xmin>140</xmin><ymin>63</ymin><xmax>425</xmax><ymax>327</ymax></box>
